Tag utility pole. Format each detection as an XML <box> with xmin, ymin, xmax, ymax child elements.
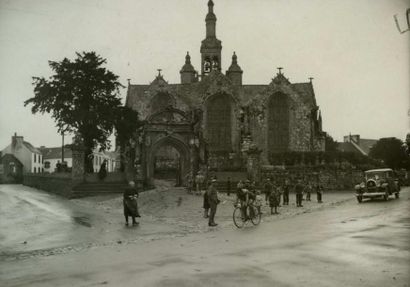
<box><xmin>62</xmin><ymin>132</ymin><xmax>65</xmax><ymax>164</ymax></box>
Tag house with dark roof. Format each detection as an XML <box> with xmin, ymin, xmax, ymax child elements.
<box><xmin>0</xmin><ymin>153</ymin><xmax>23</xmax><ymax>183</ymax></box>
<box><xmin>338</xmin><ymin>134</ymin><xmax>378</xmax><ymax>156</ymax></box>
<box><xmin>1</xmin><ymin>133</ymin><xmax>43</xmax><ymax>173</ymax></box>
<box><xmin>39</xmin><ymin>147</ymin><xmax>73</xmax><ymax>173</ymax></box>
<box><xmin>125</xmin><ymin>1</ymin><xmax>326</xmax><ymax>186</ymax></box>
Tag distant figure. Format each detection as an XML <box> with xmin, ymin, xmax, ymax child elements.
<box><xmin>195</xmin><ymin>171</ymin><xmax>205</xmax><ymax>196</ymax></box>
<box><xmin>305</xmin><ymin>182</ymin><xmax>312</xmax><ymax>201</ymax></box>
<box><xmin>203</xmin><ymin>187</ymin><xmax>210</xmax><ymax>218</ymax></box>
<box><xmin>295</xmin><ymin>179</ymin><xmax>304</xmax><ymax>207</ymax></box>
<box><xmin>123</xmin><ymin>181</ymin><xmax>140</xmax><ymax>226</ymax></box>
<box><xmin>226</xmin><ymin>177</ymin><xmax>231</xmax><ymax>196</ymax></box>
<box><xmin>207</xmin><ymin>179</ymin><xmax>220</xmax><ymax>226</ymax></box>
<box><xmin>264</xmin><ymin>178</ymin><xmax>273</xmax><ymax>203</ymax></box>
<box><xmin>282</xmin><ymin>179</ymin><xmax>290</xmax><ymax>205</ymax></box>
<box><xmin>98</xmin><ymin>159</ymin><xmax>107</xmax><ymax>180</ymax></box>
<box><xmin>254</xmin><ymin>190</ymin><xmax>263</xmax><ymax>215</ymax></box>
<box><xmin>237</xmin><ymin>180</ymin><xmax>244</xmax><ymax>194</ymax></box>
<box><xmin>316</xmin><ymin>184</ymin><xmax>323</xmax><ymax>203</ymax></box>
<box><xmin>269</xmin><ymin>186</ymin><xmax>280</xmax><ymax>214</ymax></box>
<box><xmin>186</xmin><ymin>173</ymin><xmax>193</xmax><ymax>194</ymax></box>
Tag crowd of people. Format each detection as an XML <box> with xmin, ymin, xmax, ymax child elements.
<box><xmin>122</xmin><ymin>173</ymin><xmax>325</xmax><ymax>228</ymax></box>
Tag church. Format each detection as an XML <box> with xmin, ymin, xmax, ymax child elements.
<box><xmin>125</xmin><ymin>0</ymin><xmax>325</xmax><ymax>186</ymax></box>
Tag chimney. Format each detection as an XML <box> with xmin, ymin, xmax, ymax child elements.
<box><xmin>11</xmin><ymin>133</ymin><xmax>24</xmax><ymax>150</ymax></box>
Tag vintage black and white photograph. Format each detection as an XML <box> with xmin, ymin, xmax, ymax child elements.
<box><xmin>0</xmin><ymin>0</ymin><xmax>409</xmax><ymax>286</ymax></box>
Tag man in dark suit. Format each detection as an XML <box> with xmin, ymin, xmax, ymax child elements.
<box><xmin>207</xmin><ymin>178</ymin><xmax>220</xmax><ymax>226</ymax></box>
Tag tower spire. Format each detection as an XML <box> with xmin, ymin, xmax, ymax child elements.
<box><xmin>205</xmin><ymin>0</ymin><xmax>217</xmax><ymax>38</ymax></box>
<box><xmin>201</xmin><ymin>0</ymin><xmax>222</xmax><ymax>77</ymax></box>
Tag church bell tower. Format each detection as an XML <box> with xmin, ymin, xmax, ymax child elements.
<box><xmin>200</xmin><ymin>0</ymin><xmax>222</xmax><ymax>78</ymax></box>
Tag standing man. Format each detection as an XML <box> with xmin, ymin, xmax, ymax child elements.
<box><xmin>295</xmin><ymin>179</ymin><xmax>304</xmax><ymax>207</ymax></box>
<box><xmin>226</xmin><ymin>177</ymin><xmax>232</xmax><ymax>196</ymax></box>
<box><xmin>316</xmin><ymin>184</ymin><xmax>323</xmax><ymax>203</ymax></box>
<box><xmin>207</xmin><ymin>178</ymin><xmax>220</xmax><ymax>226</ymax></box>
<box><xmin>282</xmin><ymin>179</ymin><xmax>290</xmax><ymax>205</ymax></box>
<box><xmin>264</xmin><ymin>178</ymin><xmax>273</xmax><ymax>203</ymax></box>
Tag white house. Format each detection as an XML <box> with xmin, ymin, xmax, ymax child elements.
<box><xmin>40</xmin><ymin>146</ymin><xmax>119</xmax><ymax>173</ymax></box>
<box><xmin>1</xmin><ymin>133</ymin><xmax>43</xmax><ymax>173</ymax></box>
<box><xmin>40</xmin><ymin>147</ymin><xmax>73</xmax><ymax>173</ymax></box>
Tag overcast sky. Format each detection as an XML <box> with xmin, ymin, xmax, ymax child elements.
<box><xmin>0</xmin><ymin>0</ymin><xmax>409</xmax><ymax>150</ymax></box>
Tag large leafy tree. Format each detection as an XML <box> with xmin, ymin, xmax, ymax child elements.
<box><xmin>25</xmin><ymin>52</ymin><xmax>125</xmax><ymax>173</ymax></box>
<box><xmin>369</xmin><ymin>137</ymin><xmax>410</xmax><ymax>169</ymax></box>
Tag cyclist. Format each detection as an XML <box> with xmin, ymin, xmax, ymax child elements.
<box><xmin>235</xmin><ymin>180</ymin><xmax>256</xmax><ymax>219</ymax></box>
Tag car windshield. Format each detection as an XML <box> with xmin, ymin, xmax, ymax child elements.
<box><xmin>365</xmin><ymin>171</ymin><xmax>387</xmax><ymax>181</ymax></box>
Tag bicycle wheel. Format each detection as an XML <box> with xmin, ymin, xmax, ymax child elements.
<box><xmin>233</xmin><ymin>206</ymin><xmax>245</xmax><ymax>228</ymax></box>
<box><xmin>250</xmin><ymin>206</ymin><xmax>261</xmax><ymax>226</ymax></box>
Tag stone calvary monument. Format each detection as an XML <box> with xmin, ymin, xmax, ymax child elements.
<box><xmin>125</xmin><ymin>1</ymin><xmax>326</xmax><ymax>187</ymax></box>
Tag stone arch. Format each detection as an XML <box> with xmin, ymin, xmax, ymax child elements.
<box><xmin>146</xmin><ymin>135</ymin><xmax>191</xmax><ymax>187</ymax></box>
<box><xmin>267</xmin><ymin>92</ymin><xmax>290</xmax><ymax>153</ymax></box>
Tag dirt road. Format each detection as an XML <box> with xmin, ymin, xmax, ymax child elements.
<box><xmin>1</xmin><ymin>184</ymin><xmax>409</xmax><ymax>286</ymax></box>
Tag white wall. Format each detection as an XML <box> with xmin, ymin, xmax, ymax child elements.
<box><xmin>43</xmin><ymin>158</ymin><xmax>73</xmax><ymax>173</ymax></box>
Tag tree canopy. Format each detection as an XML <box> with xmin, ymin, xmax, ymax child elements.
<box><xmin>369</xmin><ymin>137</ymin><xmax>410</xmax><ymax>169</ymax></box>
<box><xmin>25</xmin><ymin>52</ymin><xmax>139</xmax><ymax>172</ymax></box>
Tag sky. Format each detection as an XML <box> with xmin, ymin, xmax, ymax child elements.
<box><xmin>0</xmin><ymin>0</ymin><xmax>409</xmax><ymax>150</ymax></box>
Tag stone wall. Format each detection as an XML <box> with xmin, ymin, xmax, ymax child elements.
<box><xmin>260</xmin><ymin>166</ymin><xmax>364</xmax><ymax>190</ymax></box>
<box><xmin>23</xmin><ymin>173</ymin><xmax>73</xmax><ymax>197</ymax></box>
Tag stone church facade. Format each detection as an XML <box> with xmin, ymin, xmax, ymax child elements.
<box><xmin>125</xmin><ymin>1</ymin><xmax>325</xmax><ymax>186</ymax></box>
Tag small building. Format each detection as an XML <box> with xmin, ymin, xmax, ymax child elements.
<box><xmin>338</xmin><ymin>134</ymin><xmax>378</xmax><ymax>156</ymax></box>
<box><xmin>39</xmin><ymin>146</ymin><xmax>119</xmax><ymax>173</ymax></box>
<box><xmin>1</xmin><ymin>133</ymin><xmax>43</xmax><ymax>174</ymax></box>
<box><xmin>0</xmin><ymin>153</ymin><xmax>23</xmax><ymax>183</ymax></box>
<box><xmin>39</xmin><ymin>146</ymin><xmax>73</xmax><ymax>173</ymax></box>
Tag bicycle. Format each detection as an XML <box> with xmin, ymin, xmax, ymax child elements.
<box><xmin>233</xmin><ymin>202</ymin><xmax>261</xmax><ymax>228</ymax></box>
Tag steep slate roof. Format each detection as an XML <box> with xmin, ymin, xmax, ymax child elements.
<box><xmin>337</xmin><ymin>138</ymin><xmax>378</xmax><ymax>156</ymax></box>
<box><xmin>23</xmin><ymin>141</ymin><xmax>41</xmax><ymax>154</ymax></box>
<box><xmin>0</xmin><ymin>153</ymin><xmax>23</xmax><ymax>166</ymax></box>
<box><xmin>291</xmin><ymin>82</ymin><xmax>317</xmax><ymax>107</ymax></box>
<box><xmin>357</xmin><ymin>138</ymin><xmax>378</xmax><ymax>155</ymax></box>
<box><xmin>337</xmin><ymin>142</ymin><xmax>358</xmax><ymax>153</ymax></box>
<box><xmin>40</xmin><ymin>147</ymin><xmax>73</xmax><ymax>160</ymax></box>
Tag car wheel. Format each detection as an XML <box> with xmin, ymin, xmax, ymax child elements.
<box><xmin>357</xmin><ymin>196</ymin><xmax>362</xmax><ymax>203</ymax></box>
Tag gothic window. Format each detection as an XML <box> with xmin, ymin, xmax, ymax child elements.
<box><xmin>206</xmin><ymin>93</ymin><xmax>232</xmax><ymax>151</ymax></box>
<box><xmin>204</xmin><ymin>57</ymin><xmax>211</xmax><ymax>74</ymax></box>
<box><xmin>268</xmin><ymin>92</ymin><xmax>289</xmax><ymax>153</ymax></box>
<box><xmin>151</xmin><ymin>92</ymin><xmax>173</xmax><ymax>115</ymax></box>
<box><xmin>211</xmin><ymin>57</ymin><xmax>219</xmax><ymax>71</ymax></box>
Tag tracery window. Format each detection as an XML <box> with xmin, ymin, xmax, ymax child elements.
<box><xmin>206</xmin><ymin>93</ymin><xmax>231</xmax><ymax>151</ymax></box>
<box><xmin>151</xmin><ymin>92</ymin><xmax>173</xmax><ymax>115</ymax></box>
<box><xmin>268</xmin><ymin>92</ymin><xmax>289</xmax><ymax>153</ymax></box>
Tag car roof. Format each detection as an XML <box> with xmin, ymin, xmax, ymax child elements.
<box><xmin>365</xmin><ymin>168</ymin><xmax>393</xmax><ymax>173</ymax></box>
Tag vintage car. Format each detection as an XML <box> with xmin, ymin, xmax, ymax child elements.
<box><xmin>355</xmin><ymin>168</ymin><xmax>400</xmax><ymax>203</ymax></box>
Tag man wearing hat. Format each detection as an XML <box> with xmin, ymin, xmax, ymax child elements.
<box><xmin>123</xmin><ymin>181</ymin><xmax>141</xmax><ymax>226</ymax></box>
<box><xmin>207</xmin><ymin>178</ymin><xmax>220</xmax><ymax>226</ymax></box>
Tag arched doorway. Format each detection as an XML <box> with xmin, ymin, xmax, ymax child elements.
<box><xmin>146</xmin><ymin>136</ymin><xmax>191</xmax><ymax>187</ymax></box>
<box><xmin>153</xmin><ymin>145</ymin><xmax>181</xmax><ymax>185</ymax></box>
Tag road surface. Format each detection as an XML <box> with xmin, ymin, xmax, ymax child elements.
<box><xmin>0</xmin><ymin>184</ymin><xmax>409</xmax><ymax>287</ymax></box>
